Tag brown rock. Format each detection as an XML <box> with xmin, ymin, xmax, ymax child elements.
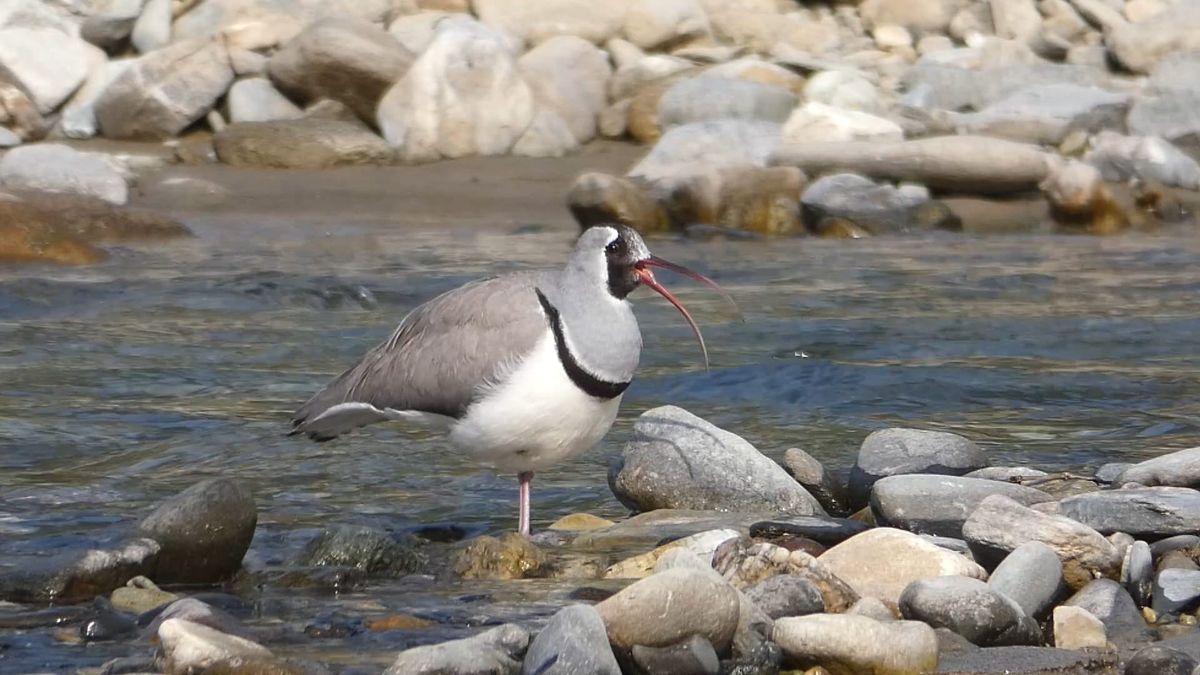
<box><xmin>1041</xmin><ymin>160</ymin><xmax>1134</xmax><ymax>234</ymax></box>
<box><xmin>268</xmin><ymin>19</ymin><xmax>414</xmax><ymax>125</ymax></box>
<box><xmin>713</xmin><ymin>165</ymin><xmax>805</xmax><ymax>235</ymax></box>
<box><xmin>213</xmin><ymin>119</ymin><xmax>396</xmax><ymax>169</ymax></box>
<box><xmin>714</xmin><ymin>541</ymin><xmax>859</xmax><ymax>613</ymax></box>
<box><xmin>548</xmin><ymin>513</ymin><xmax>615</xmax><ymax>532</ymax></box>
<box><xmin>817</xmin><ymin>528</ymin><xmax>987</xmax><ymax>606</ymax></box>
<box><xmin>627</xmin><ymin>76</ymin><xmax>684</xmax><ymax>145</ymax></box>
<box><xmin>567</xmin><ymin>172</ymin><xmax>670</xmax><ymax>233</ymax></box>
<box><xmin>366</xmin><ymin>613</ymin><xmax>435</xmax><ymax>631</ymax></box>
<box><xmin>454</xmin><ymin>533</ymin><xmax>546</xmax><ymax>580</ymax></box>
<box><xmin>0</xmin><ymin>83</ymin><xmax>47</xmax><ymax>142</ymax></box>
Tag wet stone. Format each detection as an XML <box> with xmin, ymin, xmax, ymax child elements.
<box><xmin>385</xmin><ymin>623</ymin><xmax>529</xmax><ymax>675</ymax></box>
<box><xmin>848</xmin><ymin>428</ymin><xmax>988</xmax><ymax>508</ymax></box>
<box><xmin>0</xmin><ymin>605</ymin><xmax>90</xmax><ymax>630</ymax></box>
<box><xmin>455</xmin><ymin>533</ymin><xmax>547</xmax><ymax>580</ymax></box>
<box><xmin>365</xmin><ymin>613</ymin><xmax>435</xmax><ymax>631</ymax></box>
<box><xmin>631</xmin><ymin>635</ymin><xmax>720</xmax><ymax>675</ymax></box>
<box><xmin>80</xmin><ymin>598</ymin><xmax>136</xmax><ymax>642</ymax></box>
<box><xmin>144</xmin><ymin>598</ymin><xmax>257</xmax><ymax>642</ymax></box>
<box><xmin>899</xmin><ymin>576</ymin><xmax>1040</xmax><ymax>647</ymax></box>
<box><xmin>605</xmin><ymin>528</ymin><xmax>740</xmax><ymax>579</ymax></box>
<box><xmin>743</xmin><ymin>574</ymin><xmax>826</xmax><ymax>619</ymax></box>
<box><xmin>1125</xmin><ymin>644</ymin><xmax>1198</xmax><ymax>675</ymax></box>
<box><xmin>137</xmin><ymin>478</ymin><xmax>256</xmax><ymax>585</ymax></box>
<box><xmin>521</xmin><ymin>604</ymin><xmax>619</xmax><ymax>675</ymax></box>
<box><xmin>0</xmin><ymin>537</ymin><xmax>160</xmax><ymax>603</ymax></box>
<box><xmin>299</xmin><ymin>525</ymin><xmax>427</xmax><ymax>576</ymax></box>
<box><xmin>159</xmin><ymin>618</ymin><xmax>277</xmax><ymax>674</ymax></box>
<box><xmin>747</xmin><ymin>517</ymin><xmax>869</xmax><ymax>546</ymax></box>
<box><xmin>988</xmin><ymin>541</ymin><xmax>1066</xmax><ymax>619</ymax></box>
<box><xmin>965</xmin><ymin>466</ymin><xmax>1049</xmax><ymax>483</ymax></box>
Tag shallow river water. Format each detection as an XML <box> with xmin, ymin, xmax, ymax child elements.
<box><xmin>3</xmin><ymin>211</ymin><xmax>1200</xmax><ymax>670</ymax></box>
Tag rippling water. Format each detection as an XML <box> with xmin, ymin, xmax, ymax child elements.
<box><xmin>3</xmin><ymin>215</ymin><xmax>1200</xmax><ymax>669</ymax></box>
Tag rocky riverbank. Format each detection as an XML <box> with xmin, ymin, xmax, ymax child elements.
<box><xmin>4</xmin><ymin>0</ymin><xmax>1200</xmax><ymax>265</ymax></box>
<box><xmin>2</xmin><ymin>405</ymin><xmax>1198</xmax><ymax>674</ymax></box>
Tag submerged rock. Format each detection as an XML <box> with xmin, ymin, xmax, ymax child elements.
<box><xmin>214</xmin><ymin>119</ymin><xmax>396</xmax><ymax>169</ymax></box>
<box><xmin>848</xmin><ymin>428</ymin><xmax>988</xmax><ymax>509</ymax></box>
<box><xmin>596</xmin><ymin>567</ymin><xmax>741</xmax><ymax>653</ymax></box>
<box><xmin>386</xmin><ymin>624</ymin><xmax>529</xmax><ymax>675</ymax></box>
<box><xmin>299</xmin><ymin>525</ymin><xmax>426</xmax><ymax>576</ymax></box>
<box><xmin>899</xmin><ymin>575</ymin><xmax>1040</xmax><ymax>647</ymax></box>
<box><xmin>522</xmin><ymin>604</ymin><xmax>619</xmax><ymax>675</ymax></box>
<box><xmin>818</xmin><ymin>528</ymin><xmax>987</xmax><ymax>606</ymax></box>
<box><xmin>454</xmin><ymin>533</ymin><xmax>546</xmax><ymax>580</ymax></box>
<box><xmin>773</xmin><ymin>614</ymin><xmax>938</xmax><ymax>674</ymax></box>
<box><xmin>137</xmin><ymin>478</ymin><xmax>256</xmax><ymax>585</ymax></box>
<box><xmin>608</xmin><ymin>405</ymin><xmax>824</xmax><ymax>516</ymax></box>
<box><xmin>110</xmin><ymin>576</ymin><xmax>177</xmax><ymax>614</ymax></box>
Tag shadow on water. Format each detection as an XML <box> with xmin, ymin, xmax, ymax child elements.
<box><xmin>3</xmin><ymin>221</ymin><xmax>1200</xmax><ymax>668</ymax></box>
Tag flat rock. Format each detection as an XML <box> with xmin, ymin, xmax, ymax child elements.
<box><xmin>936</xmin><ymin>645</ymin><xmax>1120</xmax><ymax>674</ymax></box>
<box><xmin>136</xmin><ymin>478</ymin><xmax>256</xmax><ymax>585</ymax></box>
<box><xmin>268</xmin><ymin>18</ymin><xmax>412</xmax><ymax>124</ymax></box>
<box><xmin>955</xmin><ymin>83</ymin><xmax>1130</xmax><ymax>145</ymax></box>
<box><xmin>1052</xmin><ymin>606</ymin><xmax>1106</xmax><ymax>649</ymax></box>
<box><xmin>572</xmin><ymin>509</ymin><xmax>768</xmax><ymax>551</ymax></box>
<box><xmin>657</xmin><ymin>76</ymin><xmax>797</xmax><ymax>132</ymax></box>
<box><xmin>847</xmin><ymin>428</ymin><xmax>988</xmax><ymax>509</ymax></box>
<box><xmin>225</xmin><ymin>77</ymin><xmax>302</xmax><ymax>124</ymax></box>
<box><xmin>748</xmin><ymin>516</ymin><xmax>869</xmax><ymax>546</ymax></box>
<box><xmin>1057</xmin><ymin>487</ymin><xmax>1200</xmax><ymax>539</ymax></box>
<box><xmin>772</xmin><ymin>135</ymin><xmax>1054</xmax><ymax>196</ymax></box>
<box><xmin>1153</xmin><ymin>569</ymin><xmax>1200</xmax><ymax>615</ymax></box>
<box><xmin>781</xmin><ymin>448</ymin><xmax>850</xmax><ymax>515</ymax></box>
<box><xmin>871</xmin><ymin>474</ymin><xmax>1052</xmax><ymax>538</ymax></box>
<box><xmin>158</xmin><ymin>618</ymin><xmax>275</xmax><ymax>674</ymax></box>
<box><xmin>213</xmin><ymin>118</ymin><xmax>395</xmax><ymax>168</ymax></box>
<box><xmin>631</xmin><ymin>635</ymin><xmax>720</xmax><ymax>675</ymax></box>
<box><xmin>800</xmin><ymin>172</ymin><xmax>959</xmax><ymax>236</ymax></box>
<box><xmin>988</xmin><ymin>541</ymin><xmax>1066</xmax><ymax>618</ymax></box>
<box><xmin>608</xmin><ymin>405</ymin><xmax>824</xmax><ymax>516</ymax></box>
<box><xmin>818</xmin><ymin>527</ymin><xmax>987</xmax><ymax>606</ymax></box>
<box><xmin>0</xmin><ymin>144</ymin><xmax>127</xmax><ymax>204</ymax></box>
<box><xmin>1107</xmin><ymin>0</ymin><xmax>1200</xmax><ymax>74</ymax></box>
<box><xmin>596</xmin><ymin>567</ymin><xmax>741</xmax><ymax>652</ymax></box>
<box><xmin>519</xmin><ymin>35</ymin><xmax>611</xmax><ymax>144</ymax></box>
<box><xmin>962</xmin><ymin>494</ymin><xmax>1121</xmax><ymax>589</ymax></box>
<box><xmin>773</xmin><ymin>614</ymin><xmax>938</xmax><ymax>674</ymax></box>
<box><xmin>473</xmin><ymin>0</ymin><xmax>624</xmax><ymax>45</ymax></box>
<box><xmin>1063</xmin><ymin>579</ymin><xmax>1152</xmax><ymax>647</ymax></box>
<box><xmin>743</xmin><ymin>574</ymin><xmax>825</xmax><ymax>619</ymax></box>
<box><xmin>0</xmin><ymin>538</ymin><xmax>159</xmax><ymax>603</ymax></box>
<box><xmin>521</xmin><ymin>604</ymin><xmax>619</xmax><ymax>675</ymax></box>
<box><xmin>95</xmin><ymin>38</ymin><xmax>234</xmax><ymax>140</ymax></box>
<box><xmin>714</xmin><ymin>541</ymin><xmax>859</xmax><ymax>613</ymax></box>
<box><xmin>376</xmin><ymin>17</ymin><xmax>535</xmax><ymax>161</ymax></box>
<box><xmin>782</xmin><ymin>101</ymin><xmax>903</xmax><ymax>144</ymax></box>
<box><xmin>628</xmin><ymin>120</ymin><xmax>783</xmax><ymax>184</ymax></box>
<box><xmin>386</xmin><ymin>624</ymin><xmax>529</xmax><ymax>675</ymax></box>
<box><xmin>1125</xmin><ymin>645</ymin><xmax>1198</xmax><ymax>675</ymax></box>
<box><xmin>899</xmin><ymin>575</ymin><xmax>1039</xmax><ymax>647</ymax></box>
<box><xmin>1116</xmin><ymin>447</ymin><xmax>1200</xmax><ymax>489</ymax></box>
<box><xmin>0</xmin><ymin>27</ymin><xmax>98</xmax><ymax>114</ymax></box>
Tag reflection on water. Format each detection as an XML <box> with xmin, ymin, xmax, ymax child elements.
<box><xmin>2</xmin><ymin>218</ymin><xmax>1200</xmax><ymax>667</ymax></box>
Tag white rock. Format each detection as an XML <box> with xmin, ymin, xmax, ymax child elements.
<box><xmin>131</xmin><ymin>0</ymin><xmax>171</xmax><ymax>52</ymax></box>
<box><xmin>1053</xmin><ymin>606</ymin><xmax>1107</xmax><ymax>649</ymax></box>
<box><xmin>990</xmin><ymin>0</ymin><xmax>1041</xmax><ymax>41</ymax></box>
<box><xmin>0</xmin><ymin>143</ymin><xmax>128</xmax><ymax>204</ymax></box>
<box><xmin>803</xmin><ymin>69</ymin><xmax>880</xmax><ymax>112</ymax></box>
<box><xmin>60</xmin><ymin>59</ymin><xmax>135</xmax><ymax>139</ymax></box>
<box><xmin>226</xmin><ymin>77</ymin><xmax>302</xmax><ymax>123</ymax></box>
<box><xmin>519</xmin><ymin>35</ymin><xmax>610</xmax><ymax>144</ymax></box>
<box><xmin>0</xmin><ymin>126</ymin><xmax>19</xmax><ymax>147</ymax></box>
<box><xmin>387</xmin><ymin>10</ymin><xmax>453</xmax><ymax>55</ymax></box>
<box><xmin>228</xmin><ymin>47</ymin><xmax>268</xmax><ymax>76</ymax></box>
<box><xmin>773</xmin><ymin>614</ymin><xmax>939</xmax><ymax>674</ymax></box>
<box><xmin>473</xmin><ymin>0</ymin><xmax>625</xmax><ymax>46</ymax></box>
<box><xmin>1086</xmin><ymin>132</ymin><xmax>1200</xmax><ymax>191</ymax></box>
<box><xmin>628</xmin><ymin>120</ymin><xmax>782</xmax><ymax>184</ymax></box>
<box><xmin>657</xmin><ymin>76</ymin><xmax>797</xmax><ymax>132</ymax></box>
<box><xmin>605</xmin><ymin>37</ymin><xmax>645</xmax><ymax>70</ymax></box>
<box><xmin>783</xmin><ymin>101</ymin><xmax>903</xmax><ymax>144</ymax></box>
<box><xmin>376</xmin><ymin>18</ymin><xmax>535</xmax><ymax>161</ymax></box>
<box><xmin>0</xmin><ymin>27</ymin><xmax>100</xmax><ymax>114</ymax></box>
<box><xmin>872</xmin><ymin>23</ymin><xmax>912</xmax><ymax>50</ymax></box>
<box><xmin>1124</xmin><ymin>0</ymin><xmax>1167</xmax><ymax>23</ymax></box>
<box><xmin>622</xmin><ymin>0</ymin><xmax>710</xmax><ymax>51</ymax></box>
<box><xmin>608</xmin><ymin>54</ymin><xmax>694</xmax><ymax>101</ymax></box>
<box><xmin>158</xmin><ymin>618</ymin><xmax>273</xmax><ymax>673</ymax></box>
<box><xmin>511</xmin><ymin>109</ymin><xmax>578</xmax><ymax>158</ymax></box>
<box><xmin>172</xmin><ymin>0</ymin><xmax>395</xmax><ymax>49</ymax></box>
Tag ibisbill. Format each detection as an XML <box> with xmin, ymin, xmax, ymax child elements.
<box><xmin>290</xmin><ymin>224</ymin><xmax>736</xmax><ymax>536</ymax></box>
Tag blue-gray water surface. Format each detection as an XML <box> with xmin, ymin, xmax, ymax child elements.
<box><xmin>3</xmin><ymin>215</ymin><xmax>1200</xmax><ymax>671</ymax></box>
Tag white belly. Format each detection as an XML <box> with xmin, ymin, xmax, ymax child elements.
<box><xmin>448</xmin><ymin>333</ymin><xmax>622</xmax><ymax>473</ymax></box>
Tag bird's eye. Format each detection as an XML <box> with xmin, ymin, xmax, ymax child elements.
<box><xmin>606</xmin><ymin>236</ymin><xmax>625</xmax><ymax>255</ymax></box>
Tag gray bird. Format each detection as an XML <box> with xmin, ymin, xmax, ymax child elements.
<box><xmin>290</xmin><ymin>224</ymin><xmax>731</xmax><ymax>535</ymax></box>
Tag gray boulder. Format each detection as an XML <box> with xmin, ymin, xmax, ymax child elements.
<box><xmin>608</xmin><ymin>405</ymin><xmax>825</xmax><ymax>516</ymax></box>
<box><xmin>213</xmin><ymin>119</ymin><xmax>395</xmax><ymax>169</ymax></box>
<box><xmin>743</xmin><ymin>574</ymin><xmax>826</xmax><ymax>619</ymax></box>
<box><xmin>901</xmin><ymin>61</ymin><xmax>1115</xmax><ymax>112</ymax></box>
<box><xmin>1085</xmin><ymin>132</ymin><xmax>1200</xmax><ymax>191</ymax></box>
<box><xmin>137</xmin><ymin>478</ymin><xmax>256</xmax><ymax>584</ymax></box>
<box><xmin>631</xmin><ymin>635</ymin><xmax>720</xmax><ymax>675</ymax></box>
<box><xmin>1063</xmin><ymin>579</ymin><xmax>1152</xmax><ymax>647</ymax></box>
<box><xmin>386</xmin><ymin>624</ymin><xmax>529</xmax><ymax>675</ymax></box>
<box><xmin>95</xmin><ymin>38</ymin><xmax>234</xmax><ymax>139</ymax></box>
<box><xmin>269</xmin><ymin>18</ymin><xmax>412</xmax><ymax>124</ymax></box>
<box><xmin>1116</xmin><ymin>447</ymin><xmax>1200</xmax><ymax>488</ymax></box>
<box><xmin>955</xmin><ymin>83</ymin><xmax>1131</xmax><ymax>145</ymax></box>
<box><xmin>657</xmin><ymin>76</ymin><xmax>798</xmax><ymax>132</ymax></box>
<box><xmin>1126</xmin><ymin>645</ymin><xmax>1199</xmax><ymax>675</ymax></box>
<box><xmin>987</xmin><ymin>541</ymin><xmax>1066</xmax><ymax>619</ymax></box>
<box><xmin>782</xmin><ymin>448</ymin><xmax>849</xmax><ymax>515</ymax></box>
<box><xmin>80</xmin><ymin>0</ymin><xmax>143</xmax><ymax>50</ymax></box>
<box><xmin>0</xmin><ymin>144</ymin><xmax>128</xmax><ymax>204</ymax></box>
<box><xmin>899</xmin><ymin>575</ymin><xmax>1040</xmax><ymax>646</ymax></box>
<box><xmin>131</xmin><ymin>0</ymin><xmax>170</xmax><ymax>53</ymax></box>
<box><xmin>871</xmin><ymin>475</ymin><xmax>1052</xmax><ymax>537</ymax></box>
<box><xmin>1057</xmin><ymin>487</ymin><xmax>1200</xmax><ymax>539</ymax></box>
<box><xmin>1153</xmin><ymin>569</ymin><xmax>1200</xmax><ymax>616</ymax></box>
<box><xmin>628</xmin><ymin>119</ymin><xmax>783</xmax><ymax>184</ymax></box>
<box><xmin>848</xmin><ymin>428</ymin><xmax>988</xmax><ymax>509</ymax></box>
<box><xmin>800</xmin><ymin>173</ymin><xmax>959</xmax><ymax>236</ymax></box>
<box><xmin>226</xmin><ymin>77</ymin><xmax>302</xmax><ymax>124</ymax></box>
<box><xmin>0</xmin><ymin>538</ymin><xmax>159</xmax><ymax>603</ymax></box>
<box><xmin>522</xmin><ymin>605</ymin><xmax>619</xmax><ymax>675</ymax></box>
<box><xmin>59</xmin><ymin>59</ymin><xmax>133</xmax><ymax>139</ymax></box>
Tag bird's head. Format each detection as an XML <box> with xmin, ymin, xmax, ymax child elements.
<box><xmin>573</xmin><ymin>224</ymin><xmax>737</xmax><ymax>368</ymax></box>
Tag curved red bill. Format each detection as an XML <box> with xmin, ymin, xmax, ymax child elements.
<box><xmin>634</xmin><ymin>255</ymin><xmax>739</xmax><ymax>370</ymax></box>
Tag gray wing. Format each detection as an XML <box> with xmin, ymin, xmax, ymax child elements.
<box><xmin>290</xmin><ymin>271</ymin><xmax>548</xmax><ymax>441</ymax></box>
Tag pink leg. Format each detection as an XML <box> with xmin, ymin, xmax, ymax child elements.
<box><xmin>518</xmin><ymin>471</ymin><xmax>534</xmax><ymax>537</ymax></box>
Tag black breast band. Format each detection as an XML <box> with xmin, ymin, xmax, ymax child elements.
<box><xmin>535</xmin><ymin>290</ymin><xmax>631</xmax><ymax>400</ymax></box>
